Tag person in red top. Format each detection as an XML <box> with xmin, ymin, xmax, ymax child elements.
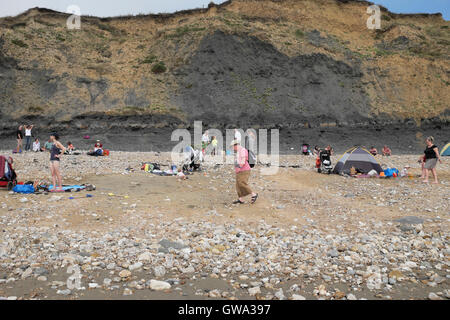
<box><xmin>231</xmin><ymin>140</ymin><xmax>258</xmax><ymax>205</ymax></box>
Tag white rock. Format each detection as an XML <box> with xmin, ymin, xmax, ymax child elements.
<box><xmin>292</xmin><ymin>294</ymin><xmax>306</xmax><ymax>300</ymax></box>
<box><xmin>149</xmin><ymin>280</ymin><xmax>171</xmax><ymax>291</ymax></box>
<box><xmin>347</xmin><ymin>294</ymin><xmax>357</xmax><ymax>300</ymax></box>
<box><xmin>138</xmin><ymin>252</ymin><xmax>152</xmax><ymax>262</ymax></box>
<box><xmin>248</xmin><ymin>287</ymin><xmax>261</xmax><ymax>296</ymax></box>
<box><xmin>129</xmin><ymin>262</ymin><xmax>143</xmax><ymax>271</ymax></box>
<box><xmin>428</xmin><ymin>292</ymin><xmax>441</xmax><ymax>300</ymax></box>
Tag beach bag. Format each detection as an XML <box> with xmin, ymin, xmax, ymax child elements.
<box><xmin>248</xmin><ymin>150</ymin><xmax>257</xmax><ymax>168</ymax></box>
<box><xmin>13</xmin><ymin>184</ymin><xmax>35</xmax><ymax>194</ymax></box>
<box><xmin>383</xmin><ymin>168</ymin><xmax>399</xmax><ymax>177</ymax></box>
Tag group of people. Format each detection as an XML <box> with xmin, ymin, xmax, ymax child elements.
<box><xmin>201</xmin><ymin>131</ymin><xmax>218</xmax><ymax>156</ymax></box>
<box><xmin>15</xmin><ymin>124</ymin><xmax>76</xmax><ymax>154</ymax></box>
<box><xmin>369</xmin><ymin>145</ymin><xmax>392</xmax><ymax>157</ymax></box>
<box><xmin>15</xmin><ymin>124</ymin><xmax>34</xmax><ymax>153</ymax></box>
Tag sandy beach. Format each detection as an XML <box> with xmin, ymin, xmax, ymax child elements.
<box><xmin>0</xmin><ymin>151</ymin><xmax>448</xmax><ymax>300</ymax></box>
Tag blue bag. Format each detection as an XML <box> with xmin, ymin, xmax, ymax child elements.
<box><xmin>13</xmin><ymin>184</ymin><xmax>35</xmax><ymax>194</ymax></box>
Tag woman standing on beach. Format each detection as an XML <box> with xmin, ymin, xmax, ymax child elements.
<box><xmin>24</xmin><ymin>124</ymin><xmax>34</xmax><ymax>151</ymax></box>
<box><xmin>49</xmin><ymin>133</ymin><xmax>66</xmax><ymax>192</ymax></box>
<box><xmin>16</xmin><ymin>125</ymin><xmax>23</xmax><ymax>153</ymax></box>
<box><xmin>421</xmin><ymin>136</ymin><xmax>442</xmax><ymax>184</ymax></box>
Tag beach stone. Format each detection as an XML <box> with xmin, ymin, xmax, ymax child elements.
<box><xmin>57</xmin><ymin>289</ymin><xmax>71</xmax><ymax>296</ymax></box>
<box><xmin>347</xmin><ymin>294</ymin><xmax>357</xmax><ymax>300</ymax></box>
<box><xmin>428</xmin><ymin>292</ymin><xmax>441</xmax><ymax>300</ymax></box>
<box><xmin>138</xmin><ymin>252</ymin><xmax>152</xmax><ymax>262</ymax></box>
<box><xmin>119</xmin><ymin>270</ymin><xmax>131</xmax><ymax>278</ymax></box>
<box><xmin>129</xmin><ymin>262</ymin><xmax>143</xmax><ymax>271</ymax></box>
<box><xmin>123</xmin><ymin>288</ymin><xmax>133</xmax><ymax>296</ymax></box>
<box><xmin>327</xmin><ymin>249</ymin><xmax>338</xmax><ymax>258</ymax></box>
<box><xmin>248</xmin><ymin>287</ymin><xmax>261</xmax><ymax>296</ymax></box>
<box><xmin>182</xmin><ymin>266</ymin><xmax>195</xmax><ymax>274</ymax></box>
<box><xmin>395</xmin><ymin>216</ymin><xmax>424</xmax><ymax>225</ymax></box>
<box><xmin>275</xmin><ymin>288</ymin><xmax>285</xmax><ymax>300</ymax></box>
<box><xmin>37</xmin><ymin>276</ymin><xmax>47</xmax><ymax>281</ymax></box>
<box><xmin>158</xmin><ymin>239</ymin><xmax>187</xmax><ymax>252</ymax></box>
<box><xmin>21</xmin><ymin>267</ymin><xmax>33</xmax><ymax>279</ymax></box>
<box><xmin>291</xmin><ymin>294</ymin><xmax>306</xmax><ymax>300</ymax></box>
<box><xmin>153</xmin><ymin>266</ymin><xmax>166</xmax><ymax>277</ymax></box>
<box><xmin>149</xmin><ymin>280</ymin><xmax>171</xmax><ymax>291</ymax></box>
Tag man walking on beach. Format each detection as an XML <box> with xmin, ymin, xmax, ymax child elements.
<box><xmin>231</xmin><ymin>140</ymin><xmax>258</xmax><ymax>205</ymax></box>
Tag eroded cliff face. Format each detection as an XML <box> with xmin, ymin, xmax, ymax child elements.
<box><xmin>0</xmin><ymin>0</ymin><xmax>448</xmax><ymax>145</ymax></box>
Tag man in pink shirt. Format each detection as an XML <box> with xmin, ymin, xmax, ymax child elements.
<box><xmin>231</xmin><ymin>140</ymin><xmax>258</xmax><ymax>204</ymax></box>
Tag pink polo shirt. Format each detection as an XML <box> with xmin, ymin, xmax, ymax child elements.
<box><xmin>235</xmin><ymin>146</ymin><xmax>251</xmax><ymax>173</ymax></box>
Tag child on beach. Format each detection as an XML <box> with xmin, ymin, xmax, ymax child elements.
<box><xmin>177</xmin><ymin>168</ymin><xmax>187</xmax><ymax>180</ymax></box>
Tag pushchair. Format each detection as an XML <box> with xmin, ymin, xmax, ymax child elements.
<box><xmin>182</xmin><ymin>147</ymin><xmax>202</xmax><ymax>172</ymax></box>
<box><xmin>317</xmin><ymin>150</ymin><xmax>333</xmax><ymax>174</ymax></box>
<box><xmin>0</xmin><ymin>156</ymin><xmax>17</xmax><ymax>190</ymax></box>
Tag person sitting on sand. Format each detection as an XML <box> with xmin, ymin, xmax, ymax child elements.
<box><xmin>88</xmin><ymin>140</ymin><xmax>104</xmax><ymax>156</ymax></box>
<box><xmin>32</xmin><ymin>138</ymin><xmax>42</xmax><ymax>152</ymax></box>
<box><xmin>369</xmin><ymin>146</ymin><xmax>378</xmax><ymax>156</ymax></box>
<box><xmin>177</xmin><ymin>168</ymin><xmax>187</xmax><ymax>180</ymax></box>
<box><xmin>67</xmin><ymin>141</ymin><xmax>75</xmax><ymax>151</ymax></box>
<box><xmin>382</xmin><ymin>145</ymin><xmax>391</xmax><ymax>156</ymax></box>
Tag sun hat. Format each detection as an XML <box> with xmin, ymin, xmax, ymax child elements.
<box><xmin>230</xmin><ymin>140</ymin><xmax>239</xmax><ymax>147</ymax></box>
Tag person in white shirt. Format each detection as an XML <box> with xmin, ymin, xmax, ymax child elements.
<box><xmin>24</xmin><ymin>124</ymin><xmax>34</xmax><ymax>151</ymax></box>
<box><xmin>32</xmin><ymin>138</ymin><xmax>41</xmax><ymax>152</ymax></box>
<box><xmin>201</xmin><ymin>131</ymin><xmax>210</xmax><ymax>155</ymax></box>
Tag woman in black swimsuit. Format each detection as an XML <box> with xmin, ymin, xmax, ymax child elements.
<box><xmin>49</xmin><ymin>133</ymin><xmax>66</xmax><ymax>192</ymax></box>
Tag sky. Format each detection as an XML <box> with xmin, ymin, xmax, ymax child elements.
<box><xmin>0</xmin><ymin>0</ymin><xmax>448</xmax><ymax>20</ymax></box>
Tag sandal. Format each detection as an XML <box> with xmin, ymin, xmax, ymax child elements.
<box><xmin>232</xmin><ymin>199</ymin><xmax>244</xmax><ymax>205</ymax></box>
<box><xmin>251</xmin><ymin>193</ymin><xmax>259</xmax><ymax>204</ymax></box>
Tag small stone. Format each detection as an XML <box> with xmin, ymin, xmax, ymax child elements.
<box><xmin>347</xmin><ymin>293</ymin><xmax>357</xmax><ymax>300</ymax></box>
<box><xmin>123</xmin><ymin>288</ymin><xmax>133</xmax><ymax>296</ymax></box>
<box><xmin>428</xmin><ymin>292</ymin><xmax>441</xmax><ymax>300</ymax></box>
<box><xmin>275</xmin><ymin>288</ymin><xmax>285</xmax><ymax>300</ymax></box>
<box><xmin>327</xmin><ymin>250</ymin><xmax>339</xmax><ymax>258</ymax></box>
<box><xmin>153</xmin><ymin>266</ymin><xmax>166</xmax><ymax>277</ymax></box>
<box><xmin>138</xmin><ymin>252</ymin><xmax>152</xmax><ymax>262</ymax></box>
<box><xmin>37</xmin><ymin>276</ymin><xmax>47</xmax><ymax>282</ymax></box>
<box><xmin>57</xmin><ymin>289</ymin><xmax>71</xmax><ymax>296</ymax></box>
<box><xmin>21</xmin><ymin>267</ymin><xmax>33</xmax><ymax>279</ymax></box>
<box><xmin>291</xmin><ymin>294</ymin><xmax>306</xmax><ymax>300</ymax></box>
<box><xmin>248</xmin><ymin>287</ymin><xmax>261</xmax><ymax>296</ymax></box>
<box><xmin>129</xmin><ymin>262</ymin><xmax>143</xmax><ymax>271</ymax></box>
<box><xmin>119</xmin><ymin>270</ymin><xmax>131</xmax><ymax>278</ymax></box>
<box><xmin>149</xmin><ymin>280</ymin><xmax>171</xmax><ymax>291</ymax></box>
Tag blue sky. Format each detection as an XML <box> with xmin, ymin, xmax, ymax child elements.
<box><xmin>0</xmin><ymin>0</ymin><xmax>448</xmax><ymax>20</ymax></box>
